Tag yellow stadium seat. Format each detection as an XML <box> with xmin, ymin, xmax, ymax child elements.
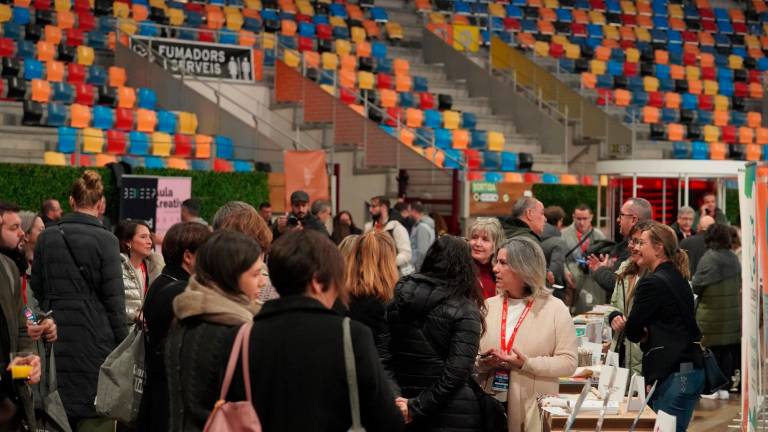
<box><xmin>168</xmin><ymin>8</ymin><xmax>184</xmax><ymax>26</ymax></box>
<box><xmin>668</xmin><ymin>4</ymin><xmax>683</xmax><ymax>18</ymax></box>
<box><xmin>54</xmin><ymin>0</ymin><xmax>70</xmax><ymax>12</ymax></box>
<box><xmin>703</xmin><ymin>80</ymin><xmax>719</xmax><ymax>96</ymax></box>
<box><xmin>358</xmin><ymin>71</ymin><xmax>374</xmax><ymax>90</ymax></box>
<box><xmin>76</xmin><ymin>45</ymin><xmax>95</xmax><ymax>66</ymax></box>
<box><xmin>351</xmin><ymin>26</ymin><xmax>366</xmax><ymax>44</ymax></box>
<box><xmin>44</xmin><ymin>151</ymin><xmax>67</xmax><ymax>166</ymax></box>
<box><xmin>533</xmin><ymin>41</ymin><xmax>549</xmax><ymax>57</ymax></box>
<box><xmin>565</xmin><ymin>44</ymin><xmax>580</xmax><ymax>60</ymax></box>
<box><xmin>443</xmin><ymin>111</ymin><xmax>460</xmax><ymax>130</ymax></box>
<box><xmin>262</xmin><ymin>33</ymin><xmax>276</xmax><ymax>50</ymax></box>
<box><xmin>704</xmin><ymin>125</ymin><xmax>720</xmax><ymax>142</ymax></box>
<box><xmin>178</xmin><ymin>112</ymin><xmax>198</xmax><ymax>134</ymax></box>
<box><xmin>226</xmin><ymin>10</ymin><xmax>244</xmax><ymax>31</ymax></box>
<box><xmin>643</xmin><ymin>76</ymin><xmax>659</xmax><ymax>92</ymax></box>
<box><xmin>589</xmin><ymin>60</ymin><xmax>606</xmax><ymax>75</ymax></box>
<box><xmin>195</xmin><ymin>135</ymin><xmax>212</xmax><ymax>159</ymax></box>
<box><xmin>385</xmin><ymin>22</ymin><xmax>404</xmax><ymax>40</ymax></box>
<box><xmin>113</xmin><ymin>1</ymin><xmax>130</xmax><ymax>18</ymax></box>
<box><xmin>321</xmin><ymin>52</ymin><xmax>338</xmax><ymax>70</ymax></box>
<box><xmin>83</xmin><ymin>128</ymin><xmax>104</xmax><ymax>153</ymax></box>
<box><xmin>284</xmin><ymin>49</ymin><xmax>300</xmax><ymax>68</ymax></box>
<box><xmin>118</xmin><ymin>19</ymin><xmax>137</xmax><ymax>35</ymax></box>
<box><xmin>729</xmin><ymin>55</ymin><xmax>744</xmax><ymax>70</ymax></box>
<box><xmin>406</xmin><ymin>108</ymin><xmax>423</xmax><ymax>128</ymax></box>
<box><xmin>635</xmin><ymin>27</ymin><xmax>651</xmax><ymax>42</ymax></box>
<box><xmin>329</xmin><ymin>16</ymin><xmax>347</xmax><ymax>28</ymax></box>
<box><xmin>604</xmin><ymin>25</ymin><xmax>619</xmax><ymax>40</ymax></box>
<box><xmin>335</xmin><ymin>39</ymin><xmax>352</xmax><ymax>57</ymax></box>
<box><xmin>303</xmin><ymin>51</ymin><xmax>319</xmax><ymax>69</ymax></box>
<box><xmin>488</xmin><ymin>131</ymin><xmax>504</xmax><ymax>151</ymax></box>
<box><xmin>489</xmin><ymin>3</ymin><xmax>505</xmax><ymax>17</ymax></box>
<box><xmin>151</xmin><ymin>132</ymin><xmax>172</xmax><ymax>156</ymax></box>
<box><xmin>685</xmin><ymin>66</ymin><xmax>700</xmax><ymax>81</ymax></box>
<box><xmin>714</xmin><ymin>95</ymin><xmax>729</xmax><ymax>111</ymax></box>
<box><xmin>589</xmin><ymin>10</ymin><xmax>605</xmax><ymax>24</ymax></box>
<box><xmin>625</xmin><ymin>48</ymin><xmax>640</xmax><ymax>63</ymax></box>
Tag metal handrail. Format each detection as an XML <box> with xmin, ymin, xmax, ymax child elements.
<box><xmin>124</xmin><ymin>32</ymin><xmax>317</xmax><ymax>151</ymax></box>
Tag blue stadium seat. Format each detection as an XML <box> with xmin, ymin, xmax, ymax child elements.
<box><xmin>371</xmin><ymin>7</ymin><xmax>388</xmax><ymax>22</ymax></box>
<box><xmin>233</xmin><ymin>160</ymin><xmax>254</xmax><ymax>172</ymax></box>
<box><xmin>399</xmin><ymin>92</ymin><xmax>415</xmax><ymax>108</ymax></box>
<box><xmin>23</xmin><ymin>59</ymin><xmax>44</xmax><ymax>80</ymax></box>
<box><xmin>696</xmin><ymin>110</ymin><xmax>713</xmax><ymax>125</ymax></box>
<box><xmin>424</xmin><ymin>110</ymin><xmax>442</xmax><ymax>129</ymax></box>
<box><xmin>443</xmin><ymin>149</ymin><xmax>462</xmax><ymax>169</ymax></box>
<box><xmin>462</xmin><ymin>112</ymin><xmax>477</xmax><ymax>129</ymax></box>
<box><xmin>482</xmin><ymin>151</ymin><xmax>500</xmax><ymax>170</ymax></box>
<box><xmin>52</xmin><ymin>82</ymin><xmax>74</xmax><ymax>103</ymax></box>
<box><xmin>501</xmin><ymin>151</ymin><xmax>518</xmax><ymax>171</ymax></box>
<box><xmin>375</xmin><ymin>57</ymin><xmax>392</xmax><ymax>74</ymax></box>
<box><xmin>415</xmin><ymin>128</ymin><xmax>433</xmax><ymax>147</ymax></box>
<box><xmin>329</xmin><ymin>3</ymin><xmax>347</xmax><ymax>17</ymax></box>
<box><xmin>16</xmin><ymin>40</ymin><xmax>35</xmax><ymax>59</ymax></box>
<box><xmin>92</xmin><ymin>105</ymin><xmax>114</xmax><ymax>129</ymax></box>
<box><xmin>218</xmin><ymin>30</ymin><xmax>238</xmax><ymax>44</ymax></box>
<box><xmin>509</xmin><ymin>5</ymin><xmax>524</xmax><ymax>19</ymax></box>
<box><xmin>144</xmin><ymin>156</ymin><xmax>167</xmax><ymax>169</ymax></box>
<box><xmin>672</xmin><ymin>142</ymin><xmax>689</xmax><ymax>159</ymax></box>
<box><xmin>298</xmin><ymin>22</ymin><xmax>315</xmax><ymax>38</ymax></box>
<box><xmin>191</xmin><ymin>160</ymin><xmax>211</xmax><ymax>170</ymax></box>
<box><xmin>138</xmin><ymin>21</ymin><xmax>160</xmax><ymax>37</ymax></box>
<box><xmin>413</xmin><ymin>76</ymin><xmax>429</xmax><ymax>92</ymax></box>
<box><xmin>731</xmin><ymin>111</ymin><xmax>747</xmax><ymax>127</ymax></box>
<box><xmin>372</xmin><ymin>42</ymin><xmax>387</xmax><ymax>59</ymax></box>
<box><xmin>215</xmin><ymin>135</ymin><xmax>234</xmax><ymax>159</ymax></box>
<box><xmin>434</xmin><ymin>128</ymin><xmax>451</xmax><ymax>149</ymax></box>
<box><xmin>681</xmin><ymin>93</ymin><xmax>698</xmax><ymax>110</ymax></box>
<box><xmin>47</xmin><ymin>103</ymin><xmax>67</xmax><ymax>126</ymax></box>
<box><xmin>157</xmin><ymin>111</ymin><xmax>177</xmax><ymax>134</ymax></box>
<box><xmin>662</xmin><ymin>108</ymin><xmax>679</xmax><ymax>123</ymax></box>
<box><xmin>12</xmin><ymin>7</ymin><xmax>30</xmax><ymax>25</ymax></box>
<box><xmin>129</xmin><ymin>131</ymin><xmax>150</xmax><ymax>155</ymax></box>
<box><xmin>631</xmin><ymin>91</ymin><xmax>649</xmax><ymax>107</ymax></box>
<box><xmin>57</xmin><ymin>127</ymin><xmax>77</xmax><ymax>153</ymax></box>
<box><xmin>137</xmin><ymin>88</ymin><xmax>157</xmax><ymax>110</ymax></box>
<box><xmin>691</xmin><ymin>141</ymin><xmax>709</xmax><ymax>159</ymax></box>
<box><xmin>607</xmin><ymin>61</ymin><xmax>622</xmax><ymax>76</ymax></box>
<box><xmin>470</xmin><ymin>130</ymin><xmax>487</xmax><ymax>149</ymax></box>
<box><xmin>87</xmin><ymin>65</ymin><xmax>107</xmax><ymax>86</ymax></box>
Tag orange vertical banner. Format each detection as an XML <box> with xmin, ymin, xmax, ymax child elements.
<box><xmin>283</xmin><ymin>150</ymin><xmax>329</xmax><ymax>210</ymax></box>
<box><xmin>252</xmin><ymin>49</ymin><xmax>263</xmax><ymax>81</ymax></box>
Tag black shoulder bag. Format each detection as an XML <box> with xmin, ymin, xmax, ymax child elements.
<box><xmin>58</xmin><ymin>224</ymin><xmax>96</xmax><ymax>293</ymax></box>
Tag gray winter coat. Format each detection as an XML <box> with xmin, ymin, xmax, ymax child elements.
<box><xmin>410</xmin><ymin>216</ymin><xmax>435</xmax><ymax>272</ymax></box>
<box><xmin>541</xmin><ymin>223</ymin><xmax>566</xmax><ymax>286</ymax></box>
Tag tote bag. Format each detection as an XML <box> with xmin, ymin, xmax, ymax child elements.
<box><xmin>95</xmin><ymin>326</ymin><xmax>145</xmax><ymax>424</ymax></box>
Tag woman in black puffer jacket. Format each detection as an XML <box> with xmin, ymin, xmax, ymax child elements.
<box><xmin>387</xmin><ymin>235</ymin><xmax>486</xmax><ymax>431</ymax></box>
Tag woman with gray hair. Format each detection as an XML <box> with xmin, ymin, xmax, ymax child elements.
<box><xmin>476</xmin><ymin>237</ymin><xmax>577</xmax><ymax>432</ymax></box>
<box><xmin>468</xmin><ymin>218</ymin><xmax>505</xmax><ymax>298</ymax></box>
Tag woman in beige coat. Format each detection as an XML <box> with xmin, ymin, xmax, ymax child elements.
<box><xmin>476</xmin><ymin>237</ymin><xmax>578</xmax><ymax>432</ymax></box>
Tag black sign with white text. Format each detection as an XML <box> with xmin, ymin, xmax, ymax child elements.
<box><xmin>130</xmin><ymin>36</ymin><xmax>255</xmax><ymax>82</ymax></box>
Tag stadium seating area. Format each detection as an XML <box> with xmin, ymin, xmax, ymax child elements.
<box><xmin>422</xmin><ymin>0</ymin><xmax>768</xmax><ymax>160</ymax></box>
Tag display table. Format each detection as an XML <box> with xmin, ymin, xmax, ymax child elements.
<box><xmin>540</xmin><ymin>398</ymin><xmax>657</xmax><ymax>431</ymax></box>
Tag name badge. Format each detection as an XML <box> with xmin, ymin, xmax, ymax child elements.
<box><xmin>491</xmin><ymin>370</ymin><xmax>509</xmax><ymax>392</ymax></box>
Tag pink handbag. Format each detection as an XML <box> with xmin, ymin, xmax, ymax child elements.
<box><xmin>203</xmin><ymin>323</ymin><xmax>262</xmax><ymax>432</ymax></box>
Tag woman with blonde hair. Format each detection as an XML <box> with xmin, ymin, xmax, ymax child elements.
<box><xmin>468</xmin><ymin>218</ymin><xmax>505</xmax><ymax>298</ymax></box>
<box><xmin>338</xmin><ymin>234</ymin><xmax>360</xmax><ymax>263</ymax></box>
<box><xmin>477</xmin><ymin>237</ymin><xmax>577</xmax><ymax>432</ymax></box>
<box><xmin>625</xmin><ymin>222</ymin><xmax>704</xmax><ymax>432</ymax></box>
<box><xmin>346</xmin><ymin>231</ymin><xmax>400</xmax><ymax>393</ymax></box>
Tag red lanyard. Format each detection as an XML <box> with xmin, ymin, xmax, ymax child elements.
<box><xmin>500</xmin><ymin>299</ymin><xmax>533</xmax><ymax>354</ymax></box>
<box><xmin>576</xmin><ymin>231</ymin><xmax>589</xmax><ymax>253</ymax></box>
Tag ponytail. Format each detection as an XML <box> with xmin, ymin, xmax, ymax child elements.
<box><xmin>674</xmin><ymin>248</ymin><xmax>690</xmax><ymax>280</ymax></box>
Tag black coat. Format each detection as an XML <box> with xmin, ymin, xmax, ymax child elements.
<box><xmin>348</xmin><ymin>295</ymin><xmax>400</xmax><ymax>395</ymax></box>
<box><xmin>228</xmin><ymin>296</ymin><xmax>403</xmax><ymax>432</ymax></box>
<box><xmin>625</xmin><ymin>262</ymin><xmax>704</xmax><ymax>385</ymax></box>
<box><xmin>31</xmin><ymin>212</ymin><xmax>128</xmax><ymax>419</ymax></box>
<box><xmin>271</xmin><ymin>213</ymin><xmax>328</xmax><ymax>240</ymax></box>
<box><xmin>387</xmin><ymin>274</ymin><xmax>483</xmax><ymax>432</ymax></box>
<box><xmin>680</xmin><ymin>233</ymin><xmax>707</xmax><ymax>276</ymax></box>
<box><xmin>165</xmin><ymin>318</ymin><xmax>238</xmax><ymax>432</ymax></box>
<box><xmin>591</xmin><ymin>238</ymin><xmax>630</xmax><ymax>300</ymax></box>
<box><xmin>138</xmin><ymin>263</ymin><xmax>189</xmax><ymax>432</ymax></box>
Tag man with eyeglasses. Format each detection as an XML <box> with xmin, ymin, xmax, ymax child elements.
<box><xmin>680</xmin><ymin>214</ymin><xmax>715</xmax><ymax>276</ymax></box>
<box><xmin>562</xmin><ymin>204</ymin><xmax>606</xmax><ymax>312</ymax></box>
<box><xmin>587</xmin><ymin>197</ymin><xmax>653</xmax><ymax>301</ymax></box>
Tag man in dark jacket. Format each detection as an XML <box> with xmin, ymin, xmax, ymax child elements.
<box><xmin>236</xmin><ymin>230</ymin><xmax>403</xmax><ymax>431</ymax></box>
<box><xmin>0</xmin><ymin>202</ymin><xmax>41</xmax><ymax>429</ymax></box>
<box><xmin>542</xmin><ymin>206</ymin><xmax>567</xmax><ymax>290</ymax></box>
<box><xmin>680</xmin><ymin>215</ymin><xmax>715</xmax><ymax>275</ymax></box>
<box><xmin>588</xmin><ymin>197</ymin><xmax>653</xmax><ymax>301</ymax></box>
<box><xmin>272</xmin><ymin>190</ymin><xmax>328</xmax><ymax>239</ymax></box>
<box><xmin>500</xmin><ymin>196</ymin><xmax>546</xmax><ymax>243</ymax></box>
<box><xmin>32</xmin><ymin>206</ymin><xmax>128</xmax><ymax>425</ymax></box>
<box><xmin>670</xmin><ymin>206</ymin><xmax>696</xmax><ymax>242</ymax></box>
<box><xmin>693</xmin><ymin>192</ymin><xmax>729</xmax><ymax>228</ymax></box>
<box><xmin>39</xmin><ymin>199</ymin><xmax>62</xmax><ymax>228</ymax></box>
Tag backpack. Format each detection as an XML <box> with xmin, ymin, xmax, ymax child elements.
<box><xmin>203</xmin><ymin>323</ymin><xmax>261</xmax><ymax>432</ymax></box>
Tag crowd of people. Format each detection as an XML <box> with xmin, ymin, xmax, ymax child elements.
<box><xmin>0</xmin><ymin>170</ymin><xmax>742</xmax><ymax>432</ymax></box>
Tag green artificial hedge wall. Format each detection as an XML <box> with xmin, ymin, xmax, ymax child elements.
<box><xmin>0</xmin><ymin>164</ymin><xmax>269</xmax><ymax>223</ymax></box>
<box><xmin>532</xmin><ymin>184</ymin><xmax>604</xmax><ymax>226</ymax></box>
